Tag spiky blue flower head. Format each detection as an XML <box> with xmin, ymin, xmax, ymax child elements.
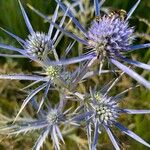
<box><xmin>88</xmin><ymin>14</ymin><xmax>134</xmax><ymax>58</ymax></box>
<box><xmin>46</xmin><ymin>108</ymin><xmax>66</xmax><ymax>126</ymax></box>
<box><xmin>47</xmin><ymin>109</ymin><xmax>60</xmax><ymax>124</ymax></box>
<box><xmin>0</xmin><ymin>0</ymin><xmax>69</xmax><ymax>67</ymax></box>
<box><xmin>25</xmin><ymin>32</ymin><xmax>53</xmax><ymax>58</ymax></box>
<box><xmin>45</xmin><ymin>65</ymin><xmax>71</xmax><ymax>85</ymax></box>
<box><xmin>90</xmin><ymin>92</ymin><xmax>119</xmax><ymax>125</ymax></box>
<box><xmin>75</xmin><ymin>84</ymin><xmax>150</xmax><ymax>150</ymax></box>
<box><xmin>0</xmin><ymin>102</ymin><xmax>72</xmax><ymax>150</ymax></box>
<box><xmin>46</xmin><ymin>65</ymin><xmax>61</xmax><ymax>80</ymax></box>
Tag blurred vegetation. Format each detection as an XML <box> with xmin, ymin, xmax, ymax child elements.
<box><xmin>0</xmin><ymin>0</ymin><xmax>149</xmax><ymax>150</ymax></box>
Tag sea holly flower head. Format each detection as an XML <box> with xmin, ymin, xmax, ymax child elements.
<box><xmin>47</xmin><ymin>109</ymin><xmax>60</xmax><ymax>124</ymax></box>
<box><xmin>87</xmin><ymin>12</ymin><xmax>134</xmax><ymax>59</ymax></box>
<box><xmin>25</xmin><ymin>32</ymin><xmax>53</xmax><ymax>58</ymax></box>
<box><xmin>75</xmin><ymin>83</ymin><xmax>150</xmax><ymax>149</ymax></box>
<box><xmin>91</xmin><ymin>92</ymin><xmax>119</xmax><ymax>125</ymax></box>
<box><xmin>45</xmin><ymin>65</ymin><xmax>72</xmax><ymax>85</ymax></box>
<box><xmin>0</xmin><ymin>0</ymin><xmax>69</xmax><ymax>67</ymax></box>
<box><xmin>0</xmin><ymin>102</ymin><xmax>70</xmax><ymax>150</ymax></box>
<box><xmin>46</xmin><ymin>65</ymin><xmax>61</xmax><ymax>80</ymax></box>
<box><xmin>46</xmin><ymin>108</ymin><xmax>66</xmax><ymax>126</ymax></box>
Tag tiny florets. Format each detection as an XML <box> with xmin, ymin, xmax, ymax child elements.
<box><xmin>46</xmin><ymin>109</ymin><xmax>65</xmax><ymax>125</ymax></box>
<box><xmin>25</xmin><ymin>32</ymin><xmax>52</xmax><ymax>58</ymax></box>
<box><xmin>45</xmin><ymin>66</ymin><xmax>72</xmax><ymax>84</ymax></box>
<box><xmin>95</xmin><ymin>103</ymin><xmax>118</xmax><ymax>124</ymax></box>
<box><xmin>46</xmin><ymin>65</ymin><xmax>61</xmax><ymax>80</ymax></box>
<box><xmin>89</xmin><ymin>92</ymin><xmax>119</xmax><ymax>125</ymax></box>
<box><xmin>47</xmin><ymin>110</ymin><xmax>59</xmax><ymax>124</ymax></box>
<box><xmin>87</xmin><ymin>13</ymin><xmax>134</xmax><ymax>58</ymax></box>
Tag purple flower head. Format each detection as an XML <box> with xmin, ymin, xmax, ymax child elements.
<box><xmin>87</xmin><ymin>13</ymin><xmax>134</xmax><ymax>58</ymax></box>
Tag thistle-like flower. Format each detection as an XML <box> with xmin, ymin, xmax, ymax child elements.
<box><xmin>46</xmin><ymin>65</ymin><xmax>61</xmax><ymax>80</ymax></box>
<box><xmin>74</xmin><ymin>78</ymin><xmax>150</xmax><ymax>150</ymax></box>
<box><xmin>31</xmin><ymin>0</ymin><xmax>150</xmax><ymax>89</ymax></box>
<box><xmin>0</xmin><ymin>0</ymin><xmax>68</xmax><ymax>66</ymax></box>
<box><xmin>88</xmin><ymin>91</ymin><xmax>150</xmax><ymax>150</ymax></box>
<box><xmin>90</xmin><ymin>93</ymin><xmax>119</xmax><ymax>125</ymax></box>
<box><xmin>25</xmin><ymin>32</ymin><xmax>53</xmax><ymax>58</ymax></box>
<box><xmin>0</xmin><ymin>102</ymin><xmax>71</xmax><ymax>150</ymax></box>
<box><xmin>72</xmin><ymin>78</ymin><xmax>150</xmax><ymax>150</ymax></box>
<box><xmin>87</xmin><ymin>13</ymin><xmax>134</xmax><ymax>57</ymax></box>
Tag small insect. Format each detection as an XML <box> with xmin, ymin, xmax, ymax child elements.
<box><xmin>108</xmin><ymin>9</ymin><xmax>127</xmax><ymax>20</ymax></box>
<box><xmin>95</xmin><ymin>9</ymin><xmax>127</xmax><ymax>22</ymax></box>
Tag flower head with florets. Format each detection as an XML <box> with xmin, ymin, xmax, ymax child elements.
<box><xmin>74</xmin><ymin>77</ymin><xmax>150</xmax><ymax>150</ymax></box>
<box><xmin>0</xmin><ymin>0</ymin><xmax>69</xmax><ymax>66</ymax></box>
<box><xmin>25</xmin><ymin>32</ymin><xmax>53</xmax><ymax>58</ymax></box>
<box><xmin>0</xmin><ymin>101</ymin><xmax>73</xmax><ymax>150</ymax></box>
<box><xmin>90</xmin><ymin>93</ymin><xmax>119</xmax><ymax>125</ymax></box>
<box><xmin>88</xmin><ymin>13</ymin><xmax>134</xmax><ymax>59</ymax></box>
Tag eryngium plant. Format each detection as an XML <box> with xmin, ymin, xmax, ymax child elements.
<box><xmin>0</xmin><ymin>77</ymin><xmax>150</xmax><ymax>150</ymax></box>
<box><xmin>30</xmin><ymin>0</ymin><xmax>150</xmax><ymax>89</ymax></box>
<box><xmin>0</xmin><ymin>101</ymin><xmax>74</xmax><ymax>150</ymax></box>
<box><xmin>0</xmin><ymin>0</ymin><xmax>76</xmax><ymax>121</ymax></box>
<box><xmin>73</xmin><ymin>77</ymin><xmax>150</xmax><ymax>149</ymax></box>
<box><xmin>0</xmin><ymin>0</ymin><xmax>149</xmax><ymax>150</ymax></box>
